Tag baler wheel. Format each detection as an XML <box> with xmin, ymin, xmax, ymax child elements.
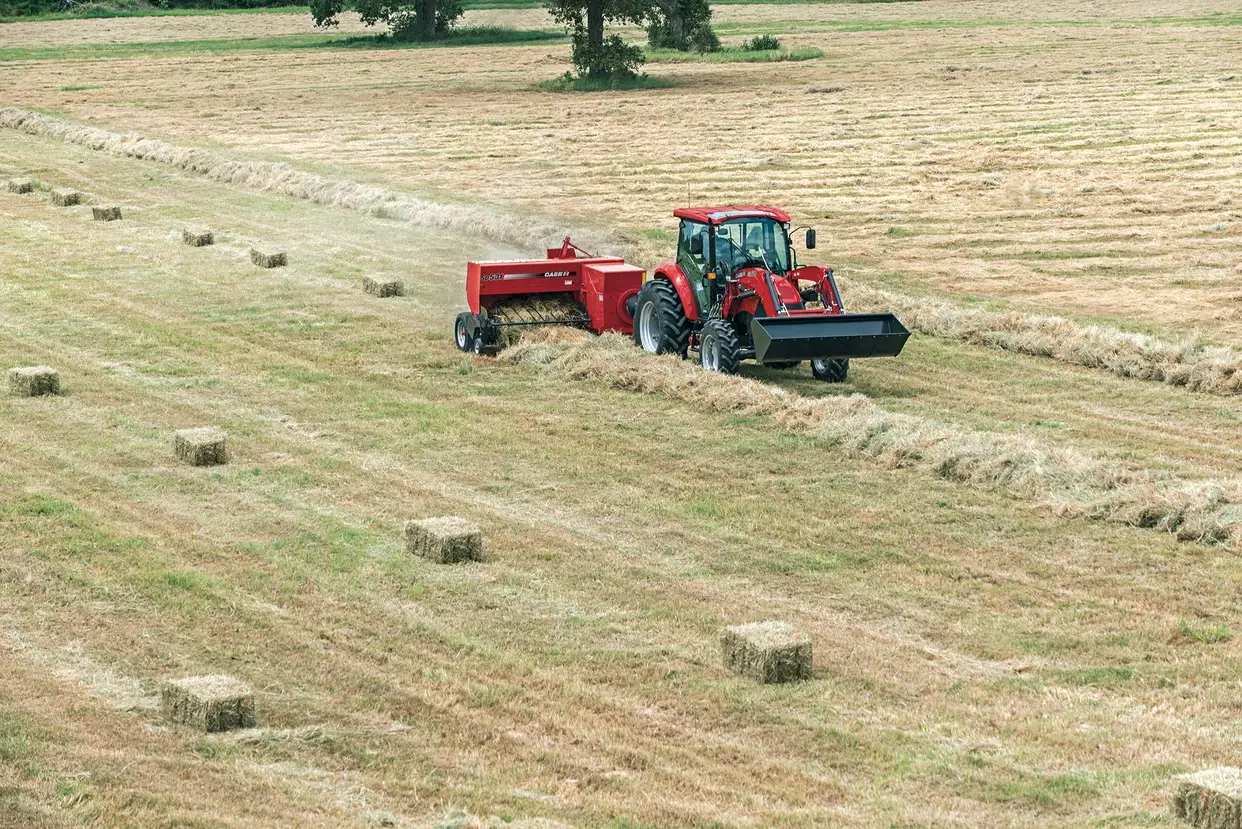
<box><xmin>454</xmin><ymin>312</ymin><xmax>474</xmax><ymax>353</ymax></box>
<box><xmin>811</xmin><ymin>358</ymin><xmax>850</xmax><ymax>383</ymax></box>
<box><xmin>633</xmin><ymin>280</ymin><xmax>690</xmax><ymax>357</ymax></box>
<box><xmin>699</xmin><ymin>319</ymin><xmax>742</xmax><ymax>375</ymax></box>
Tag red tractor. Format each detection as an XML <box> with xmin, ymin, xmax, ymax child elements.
<box><xmin>456</xmin><ymin>206</ymin><xmax>908</xmax><ymax>381</ymax></box>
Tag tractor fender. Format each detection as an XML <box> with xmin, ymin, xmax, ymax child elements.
<box><xmin>652</xmin><ymin>264</ymin><xmax>700</xmax><ymax>321</ymax></box>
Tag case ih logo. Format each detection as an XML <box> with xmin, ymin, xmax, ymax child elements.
<box><xmin>481</xmin><ymin>270</ymin><xmax>573</xmax><ymax>282</ymax></box>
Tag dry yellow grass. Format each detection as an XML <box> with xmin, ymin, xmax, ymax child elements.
<box><xmin>3</xmin><ymin>3</ymin><xmax>1242</xmax><ymax>827</ymax></box>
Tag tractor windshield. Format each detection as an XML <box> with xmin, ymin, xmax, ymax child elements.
<box><xmin>714</xmin><ymin>218</ymin><xmax>791</xmax><ymax>276</ymax></box>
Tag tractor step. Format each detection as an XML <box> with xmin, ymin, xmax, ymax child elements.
<box><xmin>750</xmin><ymin>312</ymin><xmax>910</xmax><ymax>363</ymax></box>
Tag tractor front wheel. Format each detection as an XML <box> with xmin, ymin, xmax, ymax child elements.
<box><xmin>454</xmin><ymin>312</ymin><xmax>474</xmax><ymax>353</ymax></box>
<box><xmin>811</xmin><ymin>358</ymin><xmax>849</xmax><ymax>383</ymax></box>
<box><xmin>633</xmin><ymin>280</ymin><xmax>691</xmax><ymax>357</ymax></box>
<box><xmin>699</xmin><ymin>319</ymin><xmax>742</xmax><ymax>375</ymax></box>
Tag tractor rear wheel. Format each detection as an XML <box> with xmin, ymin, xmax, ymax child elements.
<box><xmin>454</xmin><ymin>312</ymin><xmax>474</xmax><ymax>352</ymax></box>
<box><xmin>699</xmin><ymin>319</ymin><xmax>742</xmax><ymax>375</ymax></box>
<box><xmin>811</xmin><ymin>358</ymin><xmax>849</xmax><ymax>383</ymax></box>
<box><xmin>633</xmin><ymin>280</ymin><xmax>690</xmax><ymax>357</ymax></box>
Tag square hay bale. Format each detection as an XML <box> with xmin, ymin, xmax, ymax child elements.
<box><xmin>92</xmin><ymin>205</ymin><xmax>122</xmax><ymax>222</ymax></box>
<box><xmin>405</xmin><ymin>516</ymin><xmax>484</xmax><ymax>564</ymax></box>
<box><xmin>721</xmin><ymin>620</ymin><xmax>812</xmax><ymax>684</ymax></box>
<box><xmin>250</xmin><ymin>249</ymin><xmax>287</xmax><ymax>269</ymax></box>
<box><xmin>174</xmin><ymin>427</ymin><xmax>228</xmax><ymax>467</ymax></box>
<box><xmin>1171</xmin><ymin>767</ymin><xmax>1242</xmax><ymax>829</ymax></box>
<box><xmin>183</xmin><ymin>228</ymin><xmax>214</xmax><ymax>247</ymax></box>
<box><xmin>362</xmin><ymin>276</ymin><xmax>404</xmax><ymax>298</ymax></box>
<box><xmin>161</xmin><ymin>675</ymin><xmax>256</xmax><ymax>732</ymax></box>
<box><xmin>50</xmin><ymin>188</ymin><xmax>82</xmax><ymax>207</ymax></box>
<box><xmin>7</xmin><ymin>366</ymin><xmax>61</xmax><ymax>397</ymax></box>
<box><xmin>7</xmin><ymin>178</ymin><xmax>33</xmax><ymax>194</ymax></box>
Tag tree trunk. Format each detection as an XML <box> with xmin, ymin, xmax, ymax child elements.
<box><xmin>586</xmin><ymin>0</ymin><xmax>604</xmax><ymax>77</ymax></box>
<box><xmin>667</xmin><ymin>0</ymin><xmax>683</xmax><ymax>48</ymax></box>
<box><xmin>420</xmin><ymin>0</ymin><xmax>435</xmax><ymax>40</ymax></box>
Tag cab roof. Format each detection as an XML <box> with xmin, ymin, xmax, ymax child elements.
<box><xmin>673</xmin><ymin>206</ymin><xmax>791</xmax><ymax>225</ymax></box>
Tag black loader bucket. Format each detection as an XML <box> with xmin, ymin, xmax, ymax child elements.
<box><xmin>750</xmin><ymin>312</ymin><xmax>910</xmax><ymax>363</ymax></box>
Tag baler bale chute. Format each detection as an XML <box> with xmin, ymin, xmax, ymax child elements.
<box><xmin>456</xmin><ymin>206</ymin><xmax>909</xmax><ymax>382</ymax></box>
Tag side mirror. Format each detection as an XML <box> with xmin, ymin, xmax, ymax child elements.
<box><xmin>690</xmin><ymin>234</ymin><xmax>704</xmax><ymax>256</ymax></box>
<box><xmin>805</xmin><ymin>229</ymin><xmax>817</xmax><ymax>250</ymax></box>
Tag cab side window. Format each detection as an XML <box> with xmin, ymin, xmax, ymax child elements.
<box><xmin>678</xmin><ymin>220</ymin><xmax>709</xmax><ymax>275</ymax></box>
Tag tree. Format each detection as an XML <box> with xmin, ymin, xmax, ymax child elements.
<box><xmin>646</xmin><ymin>0</ymin><xmax>718</xmax><ymax>53</ymax></box>
<box><xmin>547</xmin><ymin>0</ymin><xmax>649</xmax><ymax>79</ymax></box>
<box><xmin>310</xmin><ymin>0</ymin><xmax>462</xmax><ymax>41</ymax></box>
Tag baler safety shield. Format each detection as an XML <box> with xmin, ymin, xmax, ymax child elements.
<box><xmin>749</xmin><ymin>312</ymin><xmax>910</xmax><ymax>363</ymax></box>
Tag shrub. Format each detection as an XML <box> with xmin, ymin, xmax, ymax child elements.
<box><xmin>744</xmin><ymin>34</ymin><xmax>781</xmax><ymax>51</ymax></box>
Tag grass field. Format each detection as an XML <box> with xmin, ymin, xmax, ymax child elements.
<box><xmin>2</xmin><ymin>0</ymin><xmax>1242</xmax><ymax>826</ymax></box>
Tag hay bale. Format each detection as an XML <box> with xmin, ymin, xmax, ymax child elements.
<box><xmin>49</xmin><ymin>188</ymin><xmax>82</xmax><ymax>207</ymax></box>
<box><xmin>7</xmin><ymin>366</ymin><xmax>60</xmax><ymax>397</ymax></box>
<box><xmin>174</xmin><ymin>427</ymin><xmax>228</xmax><ymax>466</ymax></box>
<box><xmin>250</xmin><ymin>249</ymin><xmax>286</xmax><ymax>269</ymax></box>
<box><xmin>161</xmin><ymin>675</ymin><xmax>255</xmax><ymax>732</ymax></box>
<box><xmin>721</xmin><ymin>620</ymin><xmax>812</xmax><ymax>684</ymax></box>
<box><xmin>183</xmin><ymin>228</ymin><xmax>214</xmax><ymax>247</ymax></box>
<box><xmin>362</xmin><ymin>275</ymin><xmax>404</xmax><ymax>298</ymax></box>
<box><xmin>405</xmin><ymin>516</ymin><xmax>484</xmax><ymax>564</ymax></box>
<box><xmin>1171</xmin><ymin>768</ymin><xmax>1242</xmax><ymax>828</ymax></box>
<box><xmin>91</xmin><ymin>205</ymin><xmax>121</xmax><ymax>222</ymax></box>
<box><xmin>7</xmin><ymin>178</ymin><xmax>33</xmax><ymax>194</ymax></box>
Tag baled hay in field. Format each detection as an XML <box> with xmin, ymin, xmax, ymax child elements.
<box><xmin>843</xmin><ymin>279</ymin><xmax>1242</xmax><ymax>395</ymax></box>
<box><xmin>183</xmin><ymin>228</ymin><xmax>214</xmax><ymax>247</ymax></box>
<box><xmin>7</xmin><ymin>178</ymin><xmax>32</xmax><ymax>194</ymax></box>
<box><xmin>0</xmin><ymin>108</ymin><xmax>619</xmax><ymax>258</ymax></box>
<box><xmin>501</xmin><ymin>331</ymin><xmax>1242</xmax><ymax>545</ymax></box>
<box><xmin>91</xmin><ymin>205</ymin><xmax>121</xmax><ymax>222</ymax></box>
<box><xmin>250</xmin><ymin>249</ymin><xmax>286</xmax><ymax>269</ymax></box>
<box><xmin>722</xmin><ymin>621</ymin><xmax>812</xmax><ymax>684</ymax></box>
<box><xmin>161</xmin><ymin>675</ymin><xmax>256</xmax><ymax>732</ymax></box>
<box><xmin>405</xmin><ymin>516</ymin><xmax>484</xmax><ymax>564</ymax></box>
<box><xmin>1170</xmin><ymin>767</ymin><xmax>1242</xmax><ymax>829</ymax></box>
<box><xmin>49</xmin><ymin>187</ymin><xmax>82</xmax><ymax>207</ymax></box>
<box><xmin>362</xmin><ymin>275</ymin><xmax>404</xmax><ymax>298</ymax></box>
<box><xmin>8</xmin><ymin>366</ymin><xmax>61</xmax><ymax>397</ymax></box>
<box><xmin>174</xmin><ymin>427</ymin><xmax>228</xmax><ymax>466</ymax></box>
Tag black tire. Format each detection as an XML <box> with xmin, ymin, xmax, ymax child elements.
<box><xmin>454</xmin><ymin>312</ymin><xmax>474</xmax><ymax>353</ymax></box>
<box><xmin>765</xmin><ymin>361</ymin><xmax>801</xmax><ymax>370</ymax></box>
<box><xmin>699</xmin><ymin>319</ymin><xmax>742</xmax><ymax>375</ymax></box>
<box><xmin>632</xmin><ymin>280</ymin><xmax>691</xmax><ymax>357</ymax></box>
<box><xmin>811</xmin><ymin>358</ymin><xmax>849</xmax><ymax>383</ymax></box>
<box><xmin>472</xmin><ymin>333</ymin><xmax>485</xmax><ymax>356</ymax></box>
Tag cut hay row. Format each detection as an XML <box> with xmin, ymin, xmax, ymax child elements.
<box><xmin>0</xmin><ymin>107</ymin><xmax>618</xmax><ymax>258</ymax></box>
<box><xmin>841</xmin><ymin>278</ymin><xmax>1242</xmax><ymax>396</ymax></box>
<box><xmin>502</xmin><ymin>330</ymin><xmax>1242</xmax><ymax>546</ymax></box>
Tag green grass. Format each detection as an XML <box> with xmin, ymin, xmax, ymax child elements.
<box><xmin>644</xmin><ymin>45</ymin><xmax>822</xmax><ymax>63</ymax></box>
<box><xmin>0</xmin><ymin>3</ymin><xmax>307</xmax><ymax>23</ymax></box>
<box><xmin>1175</xmin><ymin>619</ymin><xmax>1232</xmax><ymax>644</ymax></box>
<box><xmin>0</xmin><ymin>26</ymin><xmax>564</xmax><ymax>62</ymax></box>
<box><xmin>537</xmin><ymin>73</ymin><xmax>676</xmax><ymax>92</ymax></box>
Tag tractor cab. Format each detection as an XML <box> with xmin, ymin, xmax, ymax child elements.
<box><xmin>673</xmin><ymin>206</ymin><xmax>801</xmax><ymax>315</ymax></box>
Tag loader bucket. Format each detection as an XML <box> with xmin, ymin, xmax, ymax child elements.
<box><xmin>750</xmin><ymin>312</ymin><xmax>910</xmax><ymax>363</ymax></box>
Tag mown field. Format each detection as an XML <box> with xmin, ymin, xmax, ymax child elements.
<box><xmin>2</xmin><ymin>1</ymin><xmax>1242</xmax><ymax>826</ymax></box>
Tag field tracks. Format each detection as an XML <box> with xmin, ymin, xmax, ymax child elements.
<box><xmin>503</xmin><ymin>330</ymin><xmax>1242</xmax><ymax>546</ymax></box>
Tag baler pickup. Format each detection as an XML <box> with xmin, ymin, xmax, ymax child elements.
<box><xmin>749</xmin><ymin>312</ymin><xmax>910</xmax><ymax>363</ymax></box>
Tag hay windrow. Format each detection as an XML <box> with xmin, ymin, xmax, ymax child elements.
<box><xmin>501</xmin><ymin>330</ymin><xmax>1242</xmax><ymax>546</ymax></box>
<box><xmin>842</xmin><ymin>279</ymin><xmax>1242</xmax><ymax>396</ymax></box>
<box><xmin>0</xmin><ymin>107</ymin><xmax>619</xmax><ymax>258</ymax></box>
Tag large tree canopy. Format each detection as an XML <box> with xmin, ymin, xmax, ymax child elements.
<box><xmin>546</xmin><ymin>0</ymin><xmax>650</xmax><ymax>79</ymax></box>
<box><xmin>310</xmin><ymin>0</ymin><xmax>462</xmax><ymax>41</ymax></box>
